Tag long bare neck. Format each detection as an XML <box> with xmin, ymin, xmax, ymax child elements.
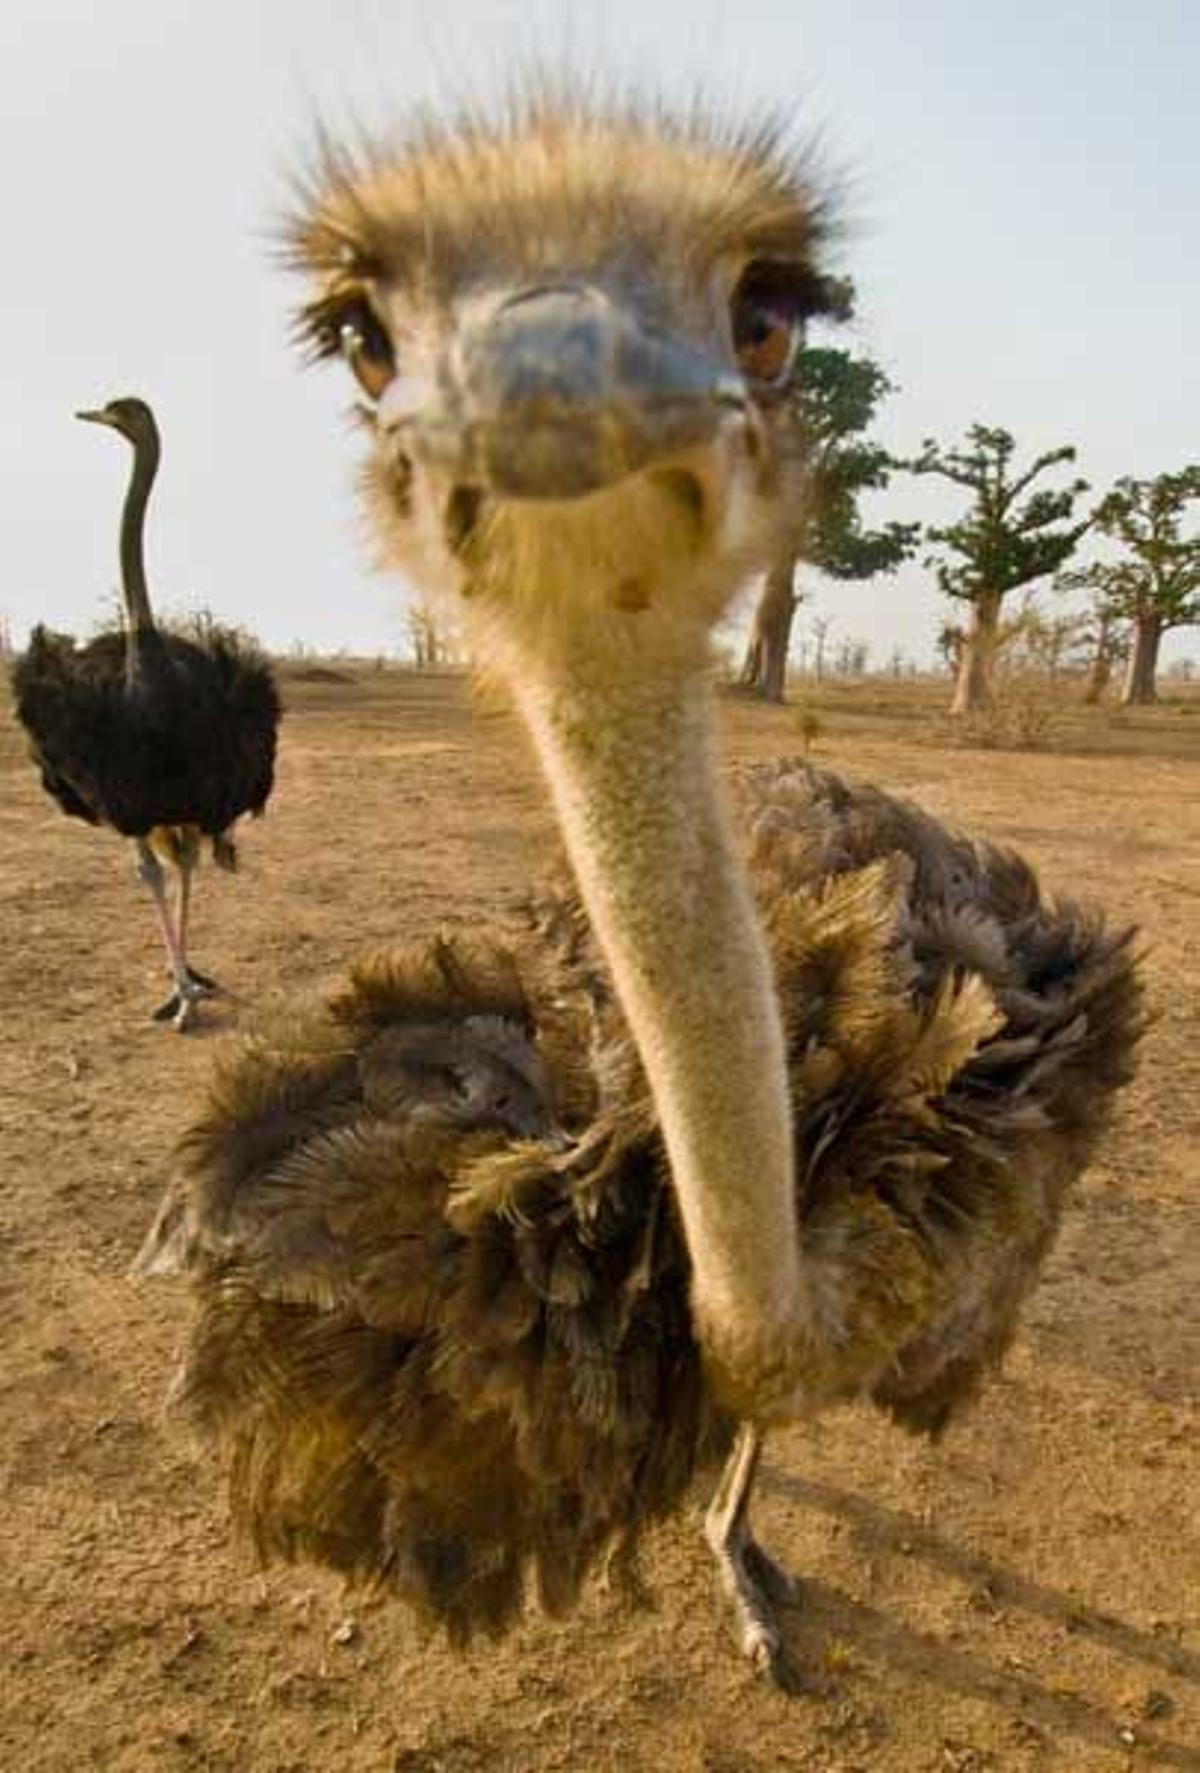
<box><xmin>118</xmin><ymin>427</ymin><xmax>160</xmax><ymax>667</ymax></box>
<box><xmin>509</xmin><ymin>630</ymin><xmax>807</xmax><ymax>1413</ymax></box>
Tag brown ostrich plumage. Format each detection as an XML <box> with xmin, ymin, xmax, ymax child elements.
<box><xmin>140</xmin><ymin>762</ymin><xmax>1141</xmax><ymax>1650</ymax></box>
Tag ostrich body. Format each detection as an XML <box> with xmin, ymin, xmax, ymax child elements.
<box><xmin>140</xmin><ymin>96</ymin><xmax>1142</xmax><ymax>1676</ymax></box>
<box><xmin>12</xmin><ymin>398</ymin><xmax>280</xmax><ymax>1027</ymax></box>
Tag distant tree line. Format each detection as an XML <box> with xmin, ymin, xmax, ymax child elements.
<box><xmin>737</xmin><ymin>286</ymin><xmax>1199</xmax><ymax>711</ymax></box>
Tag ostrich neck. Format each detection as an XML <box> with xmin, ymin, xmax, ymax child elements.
<box><xmin>510</xmin><ymin>639</ymin><xmax>807</xmax><ymax>1413</ymax></box>
<box><xmin>119</xmin><ymin>431</ymin><xmax>159</xmax><ymax>665</ymax></box>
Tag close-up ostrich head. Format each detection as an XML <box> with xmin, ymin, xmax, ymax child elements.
<box><xmin>290</xmin><ymin>94</ymin><xmax>842</xmax><ymax>674</ymax></box>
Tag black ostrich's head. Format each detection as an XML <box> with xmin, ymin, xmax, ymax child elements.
<box><xmin>76</xmin><ymin>395</ymin><xmax>160</xmax><ymax>452</ymax></box>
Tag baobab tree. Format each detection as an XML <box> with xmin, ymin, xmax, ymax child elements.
<box><xmin>1005</xmin><ymin>594</ymin><xmax>1091</xmax><ymax>685</ymax></box>
<box><xmin>908</xmin><ymin>426</ymin><xmax>1091</xmax><ymax>714</ymax></box>
<box><xmin>809</xmin><ymin>612</ymin><xmax>834</xmax><ymax>682</ymax></box>
<box><xmin>406</xmin><ymin>594</ymin><xmax>461</xmax><ymax>668</ymax></box>
<box><xmin>1063</xmin><ymin>590</ymin><xmax>1129</xmax><ymax>705</ymax></box>
<box><xmin>834</xmin><ymin>637</ymin><xmax>869</xmax><ymax>677</ymax></box>
<box><xmin>1057</xmin><ymin>467</ymin><xmax>1200</xmax><ymax>705</ymax></box>
<box><xmin>936</xmin><ymin>620</ymin><xmax>964</xmax><ymax>677</ymax></box>
<box><xmin>740</xmin><ymin>332</ymin><xmax>917</xmax><ymax>701</ymax></box>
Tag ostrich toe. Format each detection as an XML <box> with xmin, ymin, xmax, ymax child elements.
<box><xmin>704</xmin><ymin>1424</ymin><xmax>802</xmax><ymax>1686</ymax></box>
<box><xmin>708</xmin><ymin>1524</ymin><xmax>801</xmax><ymax>1687</ymax></box>
<box><xmin>150</xmin><ymin>970</ymin><xmax>221</xmax><ymax>1031</ymax></box>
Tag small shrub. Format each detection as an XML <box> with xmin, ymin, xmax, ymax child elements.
<box><xmin>946</xmin><ymin>681</ymin><xmax>1063</xmax><ymax>751</ymax></box>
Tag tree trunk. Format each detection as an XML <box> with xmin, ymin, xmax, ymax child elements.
<box><xmin>811</xmin><ymin>620</ymin><xmax>832</xmax><ymax>682</ymax></box>
<box><xmin>949</xmin><ymin>594</ymin><xmax>1002</xmax><ymax>715</ymax></box>
<box><xmin>1120</xmin><ymin>613</ymin><xmax>1163</xmax><ymax>705</ymax></box>
<box><xmin>739</xmin><ymin>556</ymin><xmax>798</xmax><ymax>703</ymax></box>
<box><xmin>1083</xmin><ymin>612</ymin><xmax>1115</xmax><ymax>704</ymax></box>
<box><xmin>1083</xmin><ymin>652</ymin><xmax>1111</xmax><ymax>705</ymax></box>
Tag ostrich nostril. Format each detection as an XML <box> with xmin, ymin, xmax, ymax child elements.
<box><xmin>496</xmin><ymin>281</ymin><xmax>597</xmax><ymax>313</ymax></box>
<box><xmin>648</xmin><ymin>468</ymin><xmax>707</xmax><ymax>542</ymax></box>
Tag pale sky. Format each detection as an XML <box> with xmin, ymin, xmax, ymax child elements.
<box><xmin>3</xmin><ymin>1</ymin><xmax>1197</xmax><ymax>666</ymax></box>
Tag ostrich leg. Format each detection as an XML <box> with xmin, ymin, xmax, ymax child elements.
<box><xmin>135</xmin><ymin>840</ymin><xmax>211</xmax><ymax>1031</ymax></box>
<box><xmin>705</xmin><ymin>1423</ymin><xmax>801</xmax><ymax>1686</ymax></box>
<box><xmin>174</xmin><ymin>835</ymin><xmax>220</xmax><ymax>996</ymax></box>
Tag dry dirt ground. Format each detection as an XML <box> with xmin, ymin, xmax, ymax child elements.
<box><xmin>2</xmin><ymin>670</ymin><xmax>1198</xmax><ymax>1773</ymax></box>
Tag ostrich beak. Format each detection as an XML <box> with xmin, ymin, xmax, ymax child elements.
<box><xmin>75</xmin><ymin>407</ymin><xmax>116</xmax><ymax>427</ymax></box>
<box><xmin>380</xmin><ymin>284</ymin><xmax>747</xmax><ymax>500</ymax></box>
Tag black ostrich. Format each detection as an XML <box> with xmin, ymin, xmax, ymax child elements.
<box><xmin>12</xmin><ymin>397</ymin><xmax>281</xmax><ymax>1028</ymax></box>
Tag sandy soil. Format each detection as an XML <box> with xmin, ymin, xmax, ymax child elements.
<box><xmin>2</xmin><ymin>670</ymin><xmax>1197</xmax><ymax>1773</ymax></box>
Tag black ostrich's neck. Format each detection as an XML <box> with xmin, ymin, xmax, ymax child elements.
<box><xmin>119</xmin><ymin>426</ymin><xmax>160</xmax><ymax>676</ymax></box>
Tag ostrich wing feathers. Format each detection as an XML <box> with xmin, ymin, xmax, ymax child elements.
<box><xmin>139</xmin><ymin>764</ymin><xmax>1142</xmax><ymax>1634</ymax></box>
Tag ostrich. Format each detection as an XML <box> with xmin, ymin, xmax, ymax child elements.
<box><xmin>138</xmin><ymin>94</ymin><xmax>1142</xmax><ymax>1679</ymax></box>
<box><xmin>12</xmin><ymin>397</ymin><xmax>281</xmax><ymax>1029</ymax></box>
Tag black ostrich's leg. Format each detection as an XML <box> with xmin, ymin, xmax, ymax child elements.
<box><xmin>704</xmin><ymin>1423</ymin><xmax>801</xmax><ymax>1686</ymax></box>
<box><xmin>174</xmin><ymin>836</ymin><xmax>220</xmax><ymax>995</ymax></box>
<box><xmin>135</xmin><ymin>839</ymin><xmax>211</xmax><ymax>1031</ymax></box>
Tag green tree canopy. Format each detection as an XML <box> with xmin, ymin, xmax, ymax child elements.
<box><xmin>911</xmin><ymin>425</ymin><xmax>1091</xmax><ymax>603</ymax></box>
<box><xmin>741</xmin><ymin>338</ymin><xmax>916</xmax><ymax>701</ymax></box>
<box><xmin>1057</xmin><ymin>466</ymin><xmax>1200</xmax><ymax>629</ymax></box>
<box><xmin>797</xmin><ymin>350</ymin><xmax>919</xmax><ymax>579</ymax></box>
<box><xmin>1056</xmin><ymin>465</ymin><xmax>1200</xmax><ymax>703</ymax></box>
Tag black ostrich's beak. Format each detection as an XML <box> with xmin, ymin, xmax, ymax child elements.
<box><xmin>379</xmin><ymin>284</ymin><xmax>748</xmax><ymax>500</ymax></box>
<box><xmin>75</xmin><ymin>407</ymin><xmax>116</xmax><ymax>427</ymax></box>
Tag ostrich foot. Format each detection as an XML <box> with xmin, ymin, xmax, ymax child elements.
<box><xmin>708</xmin><ymin>1527</ymin><xmax>802</xmax><ymax>1686</ymax></box>
<box><xmin>150</xmin><ymin>971</ymin><xmax>221</xmax><ymax>1031</ymax></box>
<box><xmin>138</xmin><ymin>841</ymin><xmax>222</xmax><ymax>1031</ymax></box>
<box><xmin>705</xmin><ymin>1423</ymin><xmax>802</xmax><ymax>1689</ymax></box>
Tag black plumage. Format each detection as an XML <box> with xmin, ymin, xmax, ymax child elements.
<box><xmin>14</xmin><ymin>623</ymin><xmax>278</xmax><ymax>840</ymax></box>
<box><xmin>11</xmin><ymin>397</ymin><xmax>280</xmax><ymax>1026</ymax></box>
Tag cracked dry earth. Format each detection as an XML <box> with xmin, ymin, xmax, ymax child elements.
<box><xmin>1</xmin><ymin>670</ymin><xmax>1197</xmax><ymax>1772</ymax></box>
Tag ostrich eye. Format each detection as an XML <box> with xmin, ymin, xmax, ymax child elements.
<box><xmin>338</xmin><ymin>300</ymin><xmax>396</xmax><ymax>401</ymax></box>
<box><xmin>733</xmin><ymin>304</ymin><xmax>797</xmax><ymax>384</ymax></box>
<box><xmin>731</xmin><ymin>262</ymin><xmax>830</xmax><ymax>387</ymax></box>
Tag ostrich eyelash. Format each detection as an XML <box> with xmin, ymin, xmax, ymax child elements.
<box><xmin>732</xmin><ymin>260</ymin><xmax>850</xmax><ymax>329</ymax></box>
<box><xmin>295</xmin><ymin>288</ymin><xmax>390</xmax><ymax>366</ymax></box>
